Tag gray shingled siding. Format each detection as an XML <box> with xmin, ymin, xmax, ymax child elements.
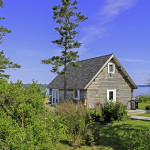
<box><xmin>87</xmin><ymin>60</ymin><xmax>132</xmax><ymax>109</ymax></box>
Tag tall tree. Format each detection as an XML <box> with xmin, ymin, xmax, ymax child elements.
<box><xmin>0</xmin><ymin>0</ymin><xmax>11</xmax><ymax>43</ymax></box>
<box><xmin>0</xmin><ymin>0</ymin><xmax>21</xmax><ymax>78</ymax></box>
<box><xmin>0</xmin><ymin>50</ymin><xmax>21</xmax><ymax>78</ymax></box>
<box><xmin>42</xmin><ymin>0</ymin><xmax>87</xmax><ymax>100</ymax></box>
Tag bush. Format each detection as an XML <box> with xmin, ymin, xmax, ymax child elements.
<box><xmin>0</xmin><ymin>78</ymin><xmax>61</xmax><ymax>149</ymax></box>
<box><xmin>56</xmin><ymin>101</ymin><xmax>94</xmax><ymax>147</ymax></box>
<box><xmin>101</xmin><ymin>101</ymin><xmax>127</xmax><ymax>122</ymax></box>
<box><xmin>139</xmin><ymin>95</ymin><xmax>150</xmax><ymax>103</ymax></box>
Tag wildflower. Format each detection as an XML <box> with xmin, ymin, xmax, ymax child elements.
<box><xmin>96</xmin><ymin>101</ymin><xmax>100</xmax><ymax>104</ymax></box>
<box><xmin>50</xmin><ymin>128</ymin><xmax>52</xmax><ymax>130</ymax></box>
<box><xmin>44</xmin><ymin>118</ymin><xmax>47</xmax><ymax>120</ymax></box>
<box><xmin>52</xmin><ymin>120</ymin><xmax>54</xmax><ymax>122</ymax></box>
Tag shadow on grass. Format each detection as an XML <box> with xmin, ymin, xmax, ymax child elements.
<box><xmin>92</xmin><ymin>121</ymin><xmax>150</xmax><ymax>150</ymax></box>
<box><xmin>58</xmin><ymin>120</ymin><xmax>150</xmax><ymax>150</ymax></box>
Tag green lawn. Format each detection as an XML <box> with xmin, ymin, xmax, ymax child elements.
<box><xmin>58</xmin><ymin>120</ymin><xmax>150</xmax><ymax>150</ymax></box>
<box><xmin>137</xmin><ymin>113</ymin><xmax>150</xmax><ymax>117</ymax></box>
<box><xmin>139</xmin><ymin>102</ymin><xmax>150</xmax><ymax>109</ymax></box>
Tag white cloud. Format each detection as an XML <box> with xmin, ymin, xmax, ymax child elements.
<box><xmin>79</xmin><ymin>0</ymin><xmax>138</xmax><ymax>55</ymax></box>
<box><xmin>99</xmin><ymin>0</ymin><xmax>138</xmax><ymax>24</ymax></box>
<box><xmin>120</xmin><ymin>58</ymin><xmax>150</xmax><ymax>64</ymax></box>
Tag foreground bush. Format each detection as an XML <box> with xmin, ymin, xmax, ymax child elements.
<box><xmin>56</xmin><ymin>101</ymin><xmax>94</xmax><ymax>147</ymax></box>
<box><xmin>101</xmin><ymin>101</ymin><xmax>127</xmax><ymax>122</ymax></box>
<box><xmin>0</xmin><ymin>78</ymin><xmax>60</xmax><ymax>149</ymax></box>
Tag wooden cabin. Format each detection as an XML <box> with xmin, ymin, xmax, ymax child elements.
<box><xmin>48</xmin><ymin>54</ymin><xmax>137</xmax><ymax>109</ymax></box>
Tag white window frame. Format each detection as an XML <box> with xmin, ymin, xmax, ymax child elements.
<box><xmin>107</xmin><ymin>89</ymin><xmax>116</xmax><ymax>102</ymax></box>
<box><xmin>108</xmin><ymin>63</ymin><xmax>115</xmax><ymax>74</ymax></box>
<box><xmin>52</xmin><ymin>89</ymin><xmax>59</xmax><ymax>105</ymax></box>
<box><xmin>73</xmin><ymin>89</ymin><xmax>80</xmax><ymax>100</ymax></box>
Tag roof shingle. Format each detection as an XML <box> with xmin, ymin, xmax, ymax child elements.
<box><xmin>48</xmin><ymin>54</ymin><xmax>112</xmax><ymax>89</ymax></box>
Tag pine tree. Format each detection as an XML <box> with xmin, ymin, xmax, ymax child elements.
<box><xmin>42</xmin><ymin>0</ymin><xmax>87</xmax><ymax>100</ymax></box>
<box><xmin>0</xmin><ymin>0</ymin><xmax>21</xmax><ymax>78</ymax></box>
<box><xmin>0</xmin><ymin>0</ymin><xmax>11</xmax><ymax>43</ymax></box>
<box><xmin>0</xmin><ymin>50</ymin><xmax>21</xmax><ymax>78</ymax></box>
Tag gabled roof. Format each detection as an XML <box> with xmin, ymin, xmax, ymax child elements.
<box><xmin>48</xmin><ymin>54</ymin><xmax>137</xmax><ymax>89</ymax></box>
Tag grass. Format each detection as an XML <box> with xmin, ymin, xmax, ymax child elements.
<box><xmin>138</xmin><ymin>95</ymin><xmax>150</xmax><ymax>109</ymax></box>
<box><xmin>137</xmin><ymin>113</ymin><xmax>150</xmax><ymax>117</ymax></box>
<box><xmin>138</xmin><ymin>102</ymin><xmax>150</xmax><ymax>109</ymax></box>
<box><xmin>58</xmin><ymin>120</ymin><xmax>150</xmax><ymax>150</ymax></box>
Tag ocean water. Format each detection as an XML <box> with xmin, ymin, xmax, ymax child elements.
<box><xmin>133</xmin><ymin>85</ymin><xmax>150</xmax><ymax>97</ymax></box>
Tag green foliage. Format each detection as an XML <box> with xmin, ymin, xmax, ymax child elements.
<box><xmin>101</xmin><ymin>101</ymin><xmax>127</xmax><ymax>122</ymax></box>
<box><xmin>0</xmin><ymin>1</ymin><xmax>21</xmax><ymax>78</ymax></box>
<box><xmin>138</xmin><ymin>95</ymin><xmax>150</xmax><ymax>109</ymax></box>
<box><xmin>42</xmin><ymin>0</ymin><xmax>88</xmax><ymax>73</ymax></box>
<box><xmin>0</xmin><ymin>78</ymin><xmax>61</xmax><ymax>149</ymax></box>
<box><xmin>42</xmin><ymin>0</ymin><xmax>87</xmax><ymax>99</ymax></box>
<box><xmin>0</xmin><ymin>0</ymin><xmax>11</xmax><ymax>43</ymax></box>
<box><xmin>0</xmin><ymin>50</ymin><xmax>21</xmax><ymax>78</ymax></box>
<box><xmin>139</xmin><ymin>95</ymin><xmax>150</xmax><ymax>103</ymax></box>
<box><xmin>56</xmin><ymin>101</ymin><xmax>94</xmax><ymax>147</ymax></box>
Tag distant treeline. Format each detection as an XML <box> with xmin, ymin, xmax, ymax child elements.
<box><xmin>137</xmin><ymin>85</ymin><xmax>150</xmax><ymax>87</ymax></box>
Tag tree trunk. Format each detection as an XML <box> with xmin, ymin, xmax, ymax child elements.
<box><xmin>64</xmin><ymin>51</ymin><xmax>67</xmax><ymax>101</ymax></box>
<box><xmin>64</xmin><ymin>66</ymin><xmax>67</xmax><ymax>101</ymax></box>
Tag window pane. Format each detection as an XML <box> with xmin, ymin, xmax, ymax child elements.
<box><xmin>56</xmin><ymin>90</ymin><xmax>58</xmax><ymax>98</ymax></box>
<box><xmin>109</xmin><ymin>64</ymin><xmax>113</xmax><ymax>72</ymax></box>
<box><xmin>109</xmin><ymin>91</ymin><xmax>113</xmax><ymax>100</ymax></box>
<box><xmin>74</xmin><ymin>90</ymin><xmax>80</xmax><ymax>98</ymax></box>
<box><xmin>75</xmin><ymin>90</ymin><xmax>78</xmax><ymax>98</ymax></box>
<box><xmin>77</xmin><ymin>90</ymin><xmax>80</xmax><ymax>98</ymax></box>
<box><xmin>52</xmin><ymin>90</ymin><xmax>55</xmax><ymax>98</ymax></box>
<box><xmin>53</xmin><ymin>98</ymin><xmax>55</xmax><ymax>103</ymax></box>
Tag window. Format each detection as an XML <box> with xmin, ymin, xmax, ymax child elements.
<box><xmin>52</xmin><ymin>89</ymin><xmax>59</xmax><ymax>105</ymax></box>
<box><xmin>108</xmin><ymin>63</ymin><xmax>115</xmax><ymax>74</ymax></box>
<box><xmin>73</xmin><ymin>89</ymin><xmax>80</xmax><ymax>99</ymax></box>
<box><xmin>107</xmin><ymin>89</ymin><xmax>116</xmax><ymax>102</ymax></box>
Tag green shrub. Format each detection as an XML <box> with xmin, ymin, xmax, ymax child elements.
<box><xmin>139</xmin><ymin>95</ymin><xmax>150</xmax><ymax>103</ymax></box>
<box><xmin>56</xmin><ymin>101</ymin><xmax>94</xmax><ymax>147</ymax></box>
<box><xmin>0</xmin><ymin>78</ymin><xmax>61</xmax><ymax>149</ymax></box>
<box><xmin>101</xmin><ymin>101</ymin><xmax>127</xmax><ymax>122</ymax></box>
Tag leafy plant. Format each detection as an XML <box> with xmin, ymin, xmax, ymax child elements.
<box><xmin>0</xmin><ymin>78</ymin><xmax>61</xmax><ymax>149</ymax></box>
<box><xmin>56</xmin><ymin>101</ymin><xmax>94</xmax><ymax>147</ymax></box>
<box><xmin>101</xmin><ymin>101</ymin><xmax>127</xmax><ymax>122</ymax></box>
<box><xmin>139</xmin><ymin>95</ymin><xmax>150</xmax><ymax>103</ymax></box>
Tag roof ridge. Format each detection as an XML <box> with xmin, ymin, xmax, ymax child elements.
<box><xmin>77</xmin><ymin>53</ymin><xmax>113</xmax><ymax>63</ymax></box>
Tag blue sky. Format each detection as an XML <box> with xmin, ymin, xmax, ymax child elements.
<box><xmin>1</xmin><ymin>0</ymin><xmax>150</xmax><ymax>85</ymax></box>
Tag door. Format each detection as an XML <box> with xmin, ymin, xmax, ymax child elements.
<box><xmin>52</xmin><ymin>89</ymin><xmax>59</xmax><ymax>105</ymax></box>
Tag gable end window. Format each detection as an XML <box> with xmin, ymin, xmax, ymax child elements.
<box><xmin>73</xmin><ymin>89</ymin><xmax>80</xmax><ymax>99</ymax></box>
<box><xmin>108</xmin><ymin>63</ymin><xmax>115</xmax><ymax>74</ymax></box>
